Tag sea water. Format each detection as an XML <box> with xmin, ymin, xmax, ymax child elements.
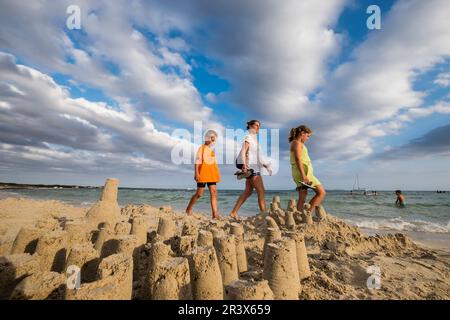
<box><xmin>1</xmin><ymin>188</ymin><xmax>449</xmax><ymax>236</ymax></box>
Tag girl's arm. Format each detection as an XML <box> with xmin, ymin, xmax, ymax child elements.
<box><xmin>194</xmin><ymin>163</ymin><xmax>200</xmax><ymax>181</ymax></box>
<box><xmin>293</xmin><ymin>142</ymin><xmax>309</xmax><ymax>183</ymax></box>
<box><xmin>194</xmin><ymin>146</ymin><xmax>203</xmax><ymax>181</ymax></box>
<box><xmin>241</xmin><ymin>141</ymin><xmax>250</xmax><ymax>170</ymax></box>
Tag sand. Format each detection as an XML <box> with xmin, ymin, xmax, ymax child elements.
<box><xmin>0</xmin><ymin>179</ymin><xmax>449</xmax><ymax>300</ymax></box>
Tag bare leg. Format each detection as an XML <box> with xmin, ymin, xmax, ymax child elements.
<box><xmin>186</xmin><ymin>187</ymin><xmax>205</xmax><ymax>215</ymax></box>
<box><xmin>252</xmin><ymin>175</ymin><xmax>266</xmax><ymax>212</ymax></box>
<box><xmin>297</xmin><ymin>189</ymin><xmax>308</xmax><ymax>211</ymax></box>
<box><xmin>230</xmin><ymin>178</ymin><xmax>253</xmax><ymax>219</ymax></box>
<box><xmin>208</xmin><ymin>184</ymin><xmax>219</xmax><ymax>219</ymax></box>
<box><xmin>308</xmin><ymin>185</ymin><xmax>326</xmax><ymax>213</ymax></box>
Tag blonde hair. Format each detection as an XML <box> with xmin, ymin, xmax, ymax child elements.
<box><xmin>204</xmin><ymin>129</ymin><xmax>218</xmax><ymax>141</ymax></box>
<box><xmin>288</xmin><ymin>125</ymin><xmax>312</xmax><ymax>142</ymax></box>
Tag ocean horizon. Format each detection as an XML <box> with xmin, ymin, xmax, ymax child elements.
<box><xmin>2</xmin><ymin>188</ymin><xmax>449</xmax><ymax>238</ymax></box>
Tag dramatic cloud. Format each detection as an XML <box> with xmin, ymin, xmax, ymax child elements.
<box><xmin>0</xmin><ymin>0</ymin><xmax>215</xmax><ymax>126</ymax></box>
<box><xmin>376</xmin><ymin>122</ymin><xmax>450</xmax><ymax>160</ymax></box>
<box><xmin>0</xmin><ymin>52</ymin><xmax>188</xmax><ymax>175</ymax></box>
<box><xmin>302</xmin><ymin>0</ymin><xmax>450</xmax><ymax>160</ymax></box>
<box><xmin>151</xmin><ymin>0</ymin><xmax>347</xmax><ymax>125</ymax></box>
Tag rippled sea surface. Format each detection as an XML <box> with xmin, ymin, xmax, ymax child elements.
<box><xmin>2</xmin><ymin>188</ymin><xmax>449</xmax><ymax>234</ymax></box>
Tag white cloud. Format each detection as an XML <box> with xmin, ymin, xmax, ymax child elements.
<box><xmin>303</xmin><ymin>0</ymin><xmax>450</xmax><ymax>160</ymax></box>
<box><xmin>161</xmin><ymin>0</ymin><xmax>347</xmax><ymax>125</ymax></box>
<box><xmin>434</xmin><ymin>72</ymin><xmax>450</xmax><ymax>87</ymax></box>
<box><xmin>0</xmin><ymin>0</ymin><xmax>216</xmax><ymax>126</ymax></box>
<box><xmin>0</xmin><ymin>52</ymin><xmax>187</xmax><ymax>174</ymax></box>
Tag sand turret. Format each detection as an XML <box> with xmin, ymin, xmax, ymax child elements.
<box><xmin>115</xmin><ymin>221</ymin><xmax>131</xmax><ymax>235</ymax></box>
<box><xmin>265</xmin><ymin>216</ymin><xmax>279</xmax><ymax>230</ymax></box>
<box><xmin>151</xmin><ymin>257</ymin><xmax>192</xmax><ymax>300</ymax></box>
<box><xmin>285</xmin><ymin>211</ymin><xmax>296</xmax><ymax>230</ymax></box>
<box><xmin>287</xmin><ymin>199</ymin><xmax>296</xmax><ymax>212</ymax></box>
<box><xmin>263</xmin><ymin>227</ymin><xmax>282</xmax><ymax>262</ymax></box>
<box><xmin>271</xmin><ymin>196</ymin><xmax>281</xmax><ymax>207</ymax></box>
<box><xmin>284</xmin><ymin>232</ymin><xmax>311</xmax><ymax>280</ymax></box>
<box><xmin>187</xmin><ymin>246</ymin><xmax>223</xmax><ymax>300</ymax></box>
<box><xmin>10</xmin><ymin>227</ymin><xmax>41</xmax><ymax>254</ymax></box>
<box><xmin>85</xmin><ymin>178</ymin><xmax>122</xmax><ymax>228</ymax></box>
<box><xmin>230</xmin><ymin>223</ymin><xmax>248</xmax><ymax>273</ymax></box>
<box><xmin>35</xmin><ymin>230</ymin><xmax>68</xmax><ymax>272</ymax></box>
<box><xmin>65</xmin><ymin>244</ymin><xmax>99</xmax><ymax>283</ymax></box>
<box><xmin>66</xmin><ymin>253</ymin><xmax>133</xmax><ymax>300</ymax></box>
<box><xmin>225</xmin><ymin>279</ymin><xmax>274</xmax><ymax>300</ymax></box>
<box><xmin>130</xmin><ymin>216</ymin><xmax>148</xmax><ymax>245</ymax></box>
<box><xmin>213</xmin><ymin>235</ymin><xmax>239</xmax><ymax>285</ymax></box>
<box><xmin>262</xmin><ymin>238</ymin><xmax>300</xmax><ymax>299</ymax></box>
<box><xmin>197</xmin><ymin>230</ymin><xmax>213</xmax><ymax>247</ymax></box>
<box><xmin>315</xmin><ymin>205</ymin><xmax>328</xmax><ymax>221</ymax></box>
<box><xmin>157</xmin><ymin>217</ymin><xmax>176</xmax><ymax>241</ymax></box>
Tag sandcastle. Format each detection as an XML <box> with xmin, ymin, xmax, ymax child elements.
<box><xmin>0</xmin><ymin>178</ymin><xmax>143</xmax><ymax>300</ymax></box>
<box><xmin>0</xmin><ymin>182</ymin><xmax>343</xmax><ymax>300</ymax></box>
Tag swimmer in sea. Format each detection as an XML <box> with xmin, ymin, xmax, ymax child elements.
<box><xmin>395</xmin><ymin>190</ymin><xmax>406</xmax><ymax>207</ymax></box>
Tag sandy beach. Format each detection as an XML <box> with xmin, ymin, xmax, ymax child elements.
<box><xmin>0</xmin><ymin>179</ymin><xmax>449</xmax><ymax>300</ymax></box>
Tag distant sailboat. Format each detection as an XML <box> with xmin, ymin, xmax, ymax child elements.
<box><xmin>351</xmin><ymin>174</ymin><xmax>370</xmax><ymax>195</ymax></box>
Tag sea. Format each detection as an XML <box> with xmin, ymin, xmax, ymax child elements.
<box><xmin>1</xmin><ymin>188</ymin><xmax>449</xmax><ymax>237</ymax></box>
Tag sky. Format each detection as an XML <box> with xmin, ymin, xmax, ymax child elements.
<box><xmin>0</xmin><ymin>0</ymin><xmax>449</xmax><ymax>190</ymax></box>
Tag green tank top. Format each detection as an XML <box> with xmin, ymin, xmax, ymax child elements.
<box><xmin>290</xmin><ymin>144</ymin><xmax>311</xmax><ymax>166</ymax></box>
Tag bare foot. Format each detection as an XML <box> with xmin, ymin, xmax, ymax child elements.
<box><xmin>186</xmin><ymin>210</ymin><xmax>193</xmax><ymax>216</ymax></box>
<box><xmin>229</xmin><ymin>212</ymin><xmax>239</xmax><ymax>220</ymax></box>
<box><xmin>212</xmin><ymin>213</ymin><xmax>223</xmax><ymax>220</ymax></box>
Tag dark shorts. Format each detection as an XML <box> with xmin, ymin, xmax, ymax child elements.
<box><xmin>197</xmin><ymin>182</ymin><xmax>216</xmax><ymax>188</ymax></box>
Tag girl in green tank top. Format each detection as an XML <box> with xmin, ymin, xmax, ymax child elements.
<box><xmin>289</xmin><ymin>125</ymin><xmax>326</xmax><ymax>215</ymax></box>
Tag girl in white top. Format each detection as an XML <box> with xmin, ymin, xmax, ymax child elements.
<box><xmin>230</xmin><ymin>120</ymin><xmax>272</xmax><ymax>219</ymax></box>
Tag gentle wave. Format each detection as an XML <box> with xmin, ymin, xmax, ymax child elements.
<box><xmin>349</xmin><ymin>217</ymin><xmax>450</xmax><ymax>234</ymax></box>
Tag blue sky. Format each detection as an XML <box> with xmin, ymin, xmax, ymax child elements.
<box><xmin>0</xmin><ymin>0</ymin><xmax>449</xmax><ymax>190</ymax></box>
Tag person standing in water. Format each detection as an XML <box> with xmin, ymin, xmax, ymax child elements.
<box><xmin>395</xmin><ymin>190</ymin><xmax>406</xmax><ymax>207</ymax></box>
<box><xmin>186</xmin><ymin>130</ymin><xmax>221</xmax><ymax>219</ymax></box>
<box><xmin>230</xmin><ymin>120</ymin><xmax>272</xmax><ymax>220</ymax></box>
<box><xmin>289</xmin><ymin>125</ymin><xmax>326</xmax><ymax>213</ymax></box>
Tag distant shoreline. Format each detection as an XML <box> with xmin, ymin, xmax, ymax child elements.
<box><xmin>1</xmin><ymin>181</ymin><xmax>448</xmax><ymax>193</ymax></box>
<box><xmin>0</xmin><ymin>182</ymin><xmax>97</xmax><ymax>189</ymax></box>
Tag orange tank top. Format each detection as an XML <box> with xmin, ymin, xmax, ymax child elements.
<box><xmin>196</xmin><ymin>145</ymin><xmax>220</xmax><ymax>183</ymax></box>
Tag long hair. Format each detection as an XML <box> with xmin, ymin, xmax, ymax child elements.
<box><xmin>288</xmin><ymin>125</ymin><xmax>312</xmax><ymax>142</ymax></box>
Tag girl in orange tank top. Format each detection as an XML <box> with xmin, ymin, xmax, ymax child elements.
<box><xmin>185</xmin><ymin>130</ymin><xmax>221</xmax><ymax>219</ymax></box>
